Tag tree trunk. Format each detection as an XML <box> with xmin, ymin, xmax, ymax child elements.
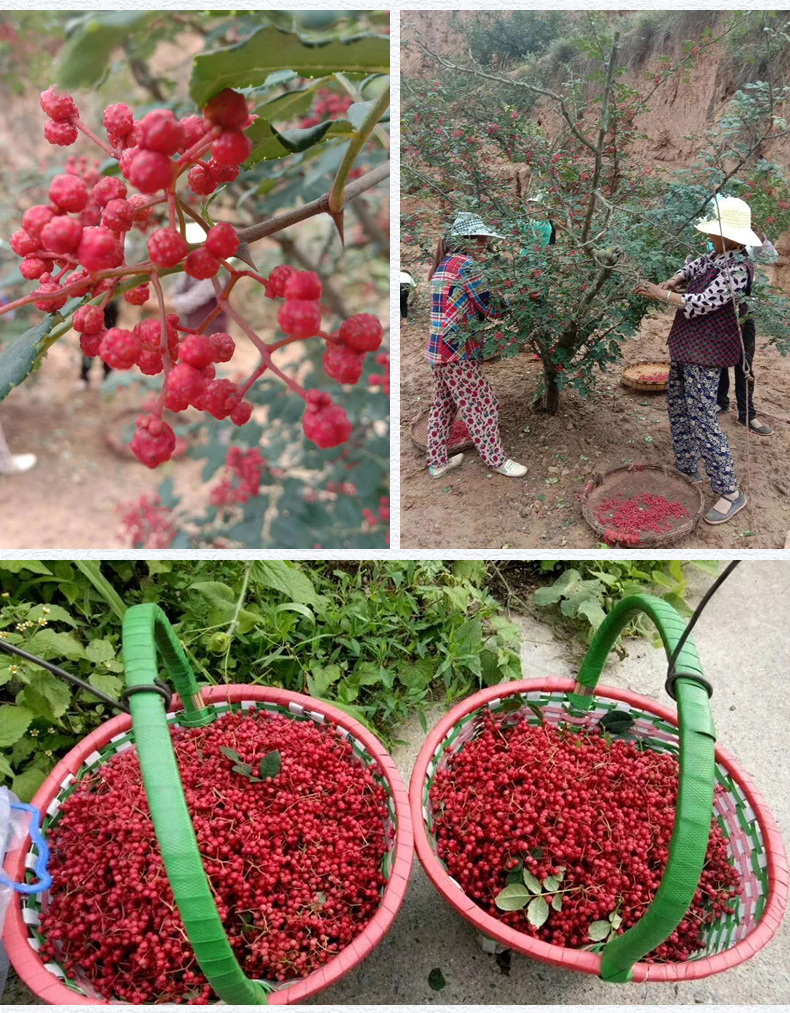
<box><xmin>533</xmin><ymin>362</ymin><xmax>561</xmax><ymax>414</ymax></box>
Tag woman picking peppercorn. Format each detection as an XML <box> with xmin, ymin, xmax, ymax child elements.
<box><xmin>635</xmin><ymin>196</ymin><xmax>761</xmax><ymax>526</ymax></box>
<box><xmin>424</xmin><ymin>213</ymin><xmax>527</xmax><ymax>480</ymax></box>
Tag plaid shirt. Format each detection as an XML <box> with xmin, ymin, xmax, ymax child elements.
<box><xmin>425</xmin><ymin>254</ymin><xmax>506</xmax><ymax>365</ymax></box>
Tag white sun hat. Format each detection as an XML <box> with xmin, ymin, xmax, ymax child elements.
<box><xmin>527</xmin><ymin>191</ymin><xmax>547</xmax><ymax>204</ymax></box>
<box><xmin>449</xmin><ymin>212</ymin><xmax>504</xmax><ymax>240</ymax></box>
<box><xmin>695</xmin><ymin>196</ymin><xmax>761</xmax><ymax>247</ymax></box>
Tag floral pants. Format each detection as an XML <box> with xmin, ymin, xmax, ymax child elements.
<box><xmin>667</xmin><ymin>362</ymin><xmax>737</xmax><ymax>495</ymax></box>
<box><xmin>426</xmin><ymin>360</ymin><xmax>507</xmax><ymax>469</ymax></box>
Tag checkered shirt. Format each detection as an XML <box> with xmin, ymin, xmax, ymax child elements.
<box><xmin>425</xmin><ymin>254</ymin><xmax>505</xmax><ymax>366</ymax></box>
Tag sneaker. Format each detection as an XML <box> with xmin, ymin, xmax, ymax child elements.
<box><xmin>704</xmin><ymin>490</ymin><xmax>747</xmax><ymax>525</ymax></box>
<box><xmin>736</xmin><ymin>417</ymin><xmax>772</xmax><ymax>436</ymax></box>
<box><xmin>0</xmin><ymin>453</ymin><xmax>37</xmax><ymax>476</ymax></box>
<box><xmin>429</xmin><ymin>453</ymin><xmax>464</xmax><ymax>479</ymax></box>
<box><xmin>493</xmin><ymin>458</ymin><xmax>527</xmax><ymax>477</ymax></box>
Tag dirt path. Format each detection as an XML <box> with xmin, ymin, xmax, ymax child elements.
<box><xmin>400</xmin><ymin>310</ymin><xmax>790</xmax><ymax>549</ymax></box>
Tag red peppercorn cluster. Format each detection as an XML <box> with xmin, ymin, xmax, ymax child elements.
<box><xmin>636</xmin><ymin>372</ymin><xmax>669</xmax><ymax>384</ymax></box>
<box><xmin>38</xmin><ymin>710</ymin><xmax>390</xmax><ymax>1004</ymax></box>
<box><xmin>116</xmin><ymin>494</ymin><xmax>175</xmax><ymax>549</ymax></box>
<box><xmin>429</xmin><ymin>715</ymin><xmax>740</xmax><ymax>962</ymax></box>
<box><xmin>4</xmin><ymin>85</ymin><xmax>385</xmax><ymax>468</ymax></box>
<box><xmin>299</xmin><ymin>88</ymin><xmax>353</xmax><ymax>130</ymax></box>
<box><xmin>448</xmin><ymin>417</ymin><xmax>470</xmax><ymax>447</ymax></box>
<box><xmin>210</xmin><ymin>447</ymin><xmax>267</xmax><ymax>506</ymax></box>
<box><xmin>596</xmin><ymin>494</ymin><xmax>689</xmax><ymax>542</ymax></box>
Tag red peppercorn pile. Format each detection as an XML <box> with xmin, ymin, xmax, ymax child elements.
<box><xmin>637</xmin><ymin>372</ymin><xmax>669</xmax><ymax>384</ymax></box>
<box><xmin>38</xmin><ymin>711</ymin><xmax>390</xmax><ymax>1004</ymax></box>
<box><xmin>429</xmin><ymin>715</ymin><xmax>740</xmax><ymax>962</ymax></box>
<box><xmin>596</xmin><ymin>493</ymin><xmax>689</xmax><ymax>541</ymax></box>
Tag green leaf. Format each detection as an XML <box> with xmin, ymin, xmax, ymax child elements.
<box><xmin>306</xmin><ymin>663</ymin><xmax>342</xmax><ymax>697</ymax></box>
<box><xmin>253</xmin><ymin>81</ymin><xmax>327</xmax><ymax>121</ymax></box>
<box><xmin>0</xmin><ymin>560</ymin><xmax>52</xmax><ymax>576</ymax></box>
<box><xmin>533</xmin><ymin>586</ymin><xmax>564</xmax><ymax>606</ymax></box>
<box><xmin>610</xmin><ymin>912</ymin><xmax>623</xmax><ymax>930</ymax></box>
<box><xmin>527</xmin><ymin>894</ymin><xmax>550</xmax><ymax>928</ymax></box>
<box><xmin>576</xmin><ymin>598</ymin><xmax>607</xmax><ymax>629</ymax></box>
<box><xmin>220</xmin><ymin>746</ymin><xmax>242</xmax><ymax>763</ymax></box>
<box><xmin>0</xmin><ymin>705</ymin><xmax>33</xmax><ymax>748</ymax></box>
<box><xmin>451</xmin><ymin>618</ymin><xmax>482</xmax><ymax>656</ymax></box>
<box><xmin>597</xmin><ymin>710</ymin><xmax>635</xmax><ymax>736</ymax></box>
<box><xmin>542</xmin><ymin>875</ymin><xmax>561</xmax><ymax>892</ymax></box>
<box><xmin>86</xmin><ymin>639</ymin><xmax>115</xmax><ymax>665</ymax></box>
<box><xmin>259</xmin><ymin>749</ymin><xmax>281</xmax><ymax>779</ymax></box>
<box><xmin>189</xmin><ymin>26</ymin><xmax>390</xmax><ymax>107</ymax></box>
<box><xmin>551</xmin><ymin>893</ymin><xmax>563</xmax><ymax>911</ymax></box>
<box><xmin>25</xmin><ymin>629</ymin><xmax>85</xmax><ymax>662</ymax></box>
<box><xmin>589</xmin><ymin>919</ymin><xmax>612</xmax><ymax>942</ymax></box>
<box><xmin>12</xmin><ymin>766</ymin><xmax>47</xmax><ymax>803</ymax></box>
<box><xmin>55</xmin><ymin>12</ymin><xmax>156</xmax><ymax>88</ymax></box>
<box><xmin>251</xmin><ymin>561</ymin><xmax>320</xmax><ymax>605</ymax></box>
<box><xmin>18</xmin><ymin>671</ymin><xmax>72</xmax><ymax>721</ymax></box>
<box><xmin>244</xmin><ymin>117</ymin><xmax>351</xmax><ymax>166</ymax></box>
<box><xmin>0</xmin><ymin>753</ymin><xmax>13</xmax><ymax>780</ymax></box>
<box><xmin>495</xmin><ymin>882</ymin><xmax>531</xmax><ymax>911</ymax></box>
<box><xmin>273</xmin><ymin>602</ymin><xmax>315</xmax><ymax>625</ymax></box>
<box><xmin>87</xmin><ymin>672</ymin><xmax>122</xmax><ymax>701</ymax></box>
<box><xmin>191</xmin><ymin>581</ymin><xmax>236</xmax><ymax>610</ymax></box>
<box><xmin>522</xmin><ymin>870</ymin><xmax>543</xmax><ymax>894</ymax></box>
<box><xmin>452</xmin><ymin>560</ymin><xmax>487</xmax><ymax>584</ymax></box>
<box><xmin>270</xmin><ymin>119</ymin><xmax>334</xmax><ymax>152</ymax></box>
<box><xmin>0</xmin><ymin>318</ymin><xmax>58</xmax><ymax>404</ymax></box>
<box><xmin>26</xmin><ymin>604</ymin><xmax>76</xmax><ymax>627</ymax></box>
<box><xmin>74</xmin><ymin>561</ymin><xmax>126</xmax><ymax>621</ymax></box>
<box><xmin>428</xmin><ymin>967</ymin><xmax>446</xmax><ymax>991</ymax></box>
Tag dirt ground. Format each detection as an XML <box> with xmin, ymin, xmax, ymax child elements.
<box><xmin>400</xmin><ymin>308</ymin><xmax>790</xmax><ymax>549</ymax></box>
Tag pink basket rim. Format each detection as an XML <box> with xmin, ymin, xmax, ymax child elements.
<box><xmin>409</xmin><ymin>676</ymin><xmax>788</xmax><ymax>983</ymax></box>
<box><xmin>4</xmin><ymin>684</ymin><xmax>413</xmax><ymax>1005</ymax></box>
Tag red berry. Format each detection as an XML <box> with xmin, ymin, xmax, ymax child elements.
<box><xmin>284</xmin><ymin>270</ymin><xmax>322</xmax><ymax>301</ymax></box>
<box><xmin>22</xmin><ymin>205</ymin><xmax>54</xmax><ymax>241</ymax></box>
<box><xmin>265</xmin><ymin>264</ymin><xmax>296</xmax><ymax>299</ymax></box>
<box><xmin>187</xmin><ymin>163</ymin><xmax>217</xmax><ymax>196</ymax></box>
<box><xmin>49</xmin><ymin>174</ymin><xmax>89</xmax><ymax>213</ymax></box>
<box><xmin>40</xmin><ymin>85</ymin><xmax>77</xmax><ymax>122</ymax></box>
<box><xmin>40</xmin><ymin>216</ymin><xmax>83</xmax><ymax>254</ymax></box>
<box><xmin>339</xmin><ymin>314</ymin><xmax>383</xmax><ymax>353</ymax></box>
<box><xmin>123</xmin><ymin>284</ymin><xmax>150</xmax><ymax>306</ymax></box>
<box><xmin>323</xmin><ymin>343</ymin><xmax>365</xmax><ymax>385</ymax></box>
<box><xmin>79</xmin><ymin>330</ymin><xmax>103</xmax><ymax>357</ymax></box>
<box><xmin>33</xmin><ymin>280</ymin><xmax>67</xmax><ymax>312</ymax></box>
<box><xmin>179</xmin><ymin>334</ymin><xmax>214</xmax><ymax>370</ymax></box>
<box><xmin>64</xmin><ymin>269</ymin><xmax>92</xmax><ymax>298</ymax></box>
<box><xmin>131</xmin><ymin>414</ymin><xmax>176</xmax><ymax>468</ymax></box>
<box><xmin>203</xmin><ymin>88</ymin><xmax>249</xmax><ymax>129</ymax></box>
<box><xmin>99</xmin><ymin>327</ymin><xmax>140</xmax><ymax>369</ymax></box>
<box><xmin>101</xmin><ymin>198</ymin><xmax>133</xmax><ymax>233</ymax></box>
<box><xmin>209</xmin><ymin>332</ymin><xmax>235</xmax><ymax>363</ymax></box>
<box><xmin>77</xmin><ymin>227</ymin><xmax>123</xmax><ymax>273</ymax></box>
<box><xmin>184</xmin><ymin>247</ymin><xmax>220</xmax><ymax>279</ymax></box>
<box><xmin>204</xmin><ymin>378</ymin><xmax>240</xmax><ymax>419</ymax></box>
<box><xmin>44</xmin><ymin>120</ymin><xmax>78</xmax><ymax>146</ymax></box>
<box><xmin>138</xmin><ymin>109</ymin><xmax>184</xmax><ymax>156</ymax></box>
<box><xmin>230</xmin><ymin>400</ymin><xmax>253</xmax><ymax>426</ymax></box>
<box><xmin>73</xmin><ymin>305</ymin><xmax>105</xmax><ymax>335</ymax></box>
<box><xmin>134</xmin><ymin>317</ymin><xmax>178</xmax><ymax>357</ymax></box>
<box><xmin>180</xmin><ymin>114</ymin><xmax>208</xmax><ymax>149</ymax></box>
<box><xmin>129</xmin><ymin>150</ymin><xmax>173</xmax><ymax>193</ymax></box>
<box><xmin>79</xmin><ymin>206</ymin><xmax>102</xmax><ymax>228</ymax></box>
<box><xmin>19</xmin><ymin>257</ymin><xmax>47</xmax><ymax>280</ymax></box>
<box><xmin>205</xmin><ymin>223</ymin><xmax>238</xmax><ymax>260</ymax></box>
<box><xmin>103</xmin><ymin>103</ymin><xmax>134</xmax><ymax>138</ymax></box>
<box><xmin>92</xmin><ymin>177</ymin><xmax>127</xmax><ymax>208</ymax></box>
<box><xmin>211</xmin><ymin>129</ymin><xmax>252</xmax><ymax>166</ymax></box>
<box><xmin>147</xmin><ymin>228</ymin><xmax>187</xmax><ymax>268</ymax></box>
<box><xmin>10</xmin><ymin>229</ymin><xmax>39</xmax><ymax>257</ymax></box>
<box><xmin>278</xmin><ymin>299</ymin><xmax>321</xmax><ymax>339</ymax></box>
<box><xmin>166</xmin><ymin>363</ymin><xmax>205</xmax><ymax>404</ymax></box>
<box><xmin>119</xmin><ymin>145</ymin><xmax>140</xmax><ymax>179</ymax></box>
<box><xmin>137</xmin><ymin>349</ymin><xmax>164</xmax><ymax>375</ymax></box>
<box><xmin>302</xmin><ymin>391</ymin><xmax>352</xmax><ymax>448</ymax></box>
<box><xmin>127</xmin><ymin>193</ymin><xmax>153</xmax><ymax>224</ymax></box>
<box><xmin>207</xmin><ymin>160</ymin><xmax>239</xmax><ymax>184</ymax></box>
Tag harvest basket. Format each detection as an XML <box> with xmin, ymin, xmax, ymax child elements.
<box><xmin>621</xmin><ymin>360</ymin><xmax>671</xmax><ymax>393</ymax></box>
<box><xmin>411</xmin><ymin>595</ymin><xmax>788</xmax><ymax>983</ymax></box>
<box><xmin>581</xmin><ymin>464</ymin><xmax>704</xmax><ymax>547</ymax></box>
<box><xmin>409</xmin><ymin>411</ymin><xmax>474</xmax><ymax>454</ymax></box>
<box><xmin>3</xmin><ymin>604</ymin><xmax>413</xmax><ymax>1005</ymax></box>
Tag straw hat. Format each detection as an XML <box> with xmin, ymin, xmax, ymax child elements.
<box><xmin>449</xmin><ymin>212</ymin><xmax>504</xmax><ymax>240</ymax></box>
<box><xmin>695</xmin><ymin>196</ymin><xmax>761</xmax><ymax>247</ymax></box>
<box><xmin>527</xmin><ymin>191</ymin><xmax>547</xmax><ymax>205</ymax></box>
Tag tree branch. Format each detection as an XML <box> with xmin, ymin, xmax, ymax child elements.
<box><xmin>581</xmin><ymin>32</ymin><xmax>619</xmax><ymax>246</ymax></box>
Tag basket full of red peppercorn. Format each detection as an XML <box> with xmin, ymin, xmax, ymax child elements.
<box><xmin>410</xmin><ymin>594</ymin><xmax>787</xmax><ymax>983</ymax></box>
<box><xmin>410</xmin><ymin>411</ymin><xmax>474</xmax><ymax>454</ymax></box>
<box><xmin>622</xmin><ymin>361</ymin><xmax>672</xmax><ymax>393</ymax></box>
<box><xmin>2</xmin><ymin>604</ymin><xmax>412</xmax><ymax>1005</ymax></box>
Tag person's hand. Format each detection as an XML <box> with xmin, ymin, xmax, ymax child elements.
<box><xmin>635</xmin><ymin>281</ymin><xmax>665</xmax><ymax>301</ymax></box>
<box><xmin>658</xmin><ymin>278</ymin><xmax>678</xmax><ymax>291</ymax></box>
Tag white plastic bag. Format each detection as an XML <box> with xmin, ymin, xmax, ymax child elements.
<box><xmin>0</xmin><ymin>787</ymin><xmax>32</xmax><ymax>998</ymax></box>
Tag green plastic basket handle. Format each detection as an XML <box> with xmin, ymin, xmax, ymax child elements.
<box><xmin>571</xmin><ymin>594</ymin><xmax>716</xmax><ymax>982</ymax></box>
<box><xmin>122</xmin><ymin>603</ymin><xmax>268</xmax><ymax>1004</ymax></box>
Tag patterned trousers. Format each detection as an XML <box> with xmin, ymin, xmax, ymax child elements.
<box><xmin>667</xmin><ymin>362</ymin><xmax>737</xmax><ymax>495</ymax></box>
<box><xmin>426</xmin><ymin>360</ymin><xmax>507</xmax><ymax>469</ymax></box>
<box><xmin>0</xmin><ymin>418</ymin><xmax>13</xmax><ymax>471</ymax></box>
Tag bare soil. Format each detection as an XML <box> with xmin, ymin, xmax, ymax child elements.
<box><xmin>400</xmin><ymin>309</ymin><xmax>790</xmax><ymax>549</ymax></box>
